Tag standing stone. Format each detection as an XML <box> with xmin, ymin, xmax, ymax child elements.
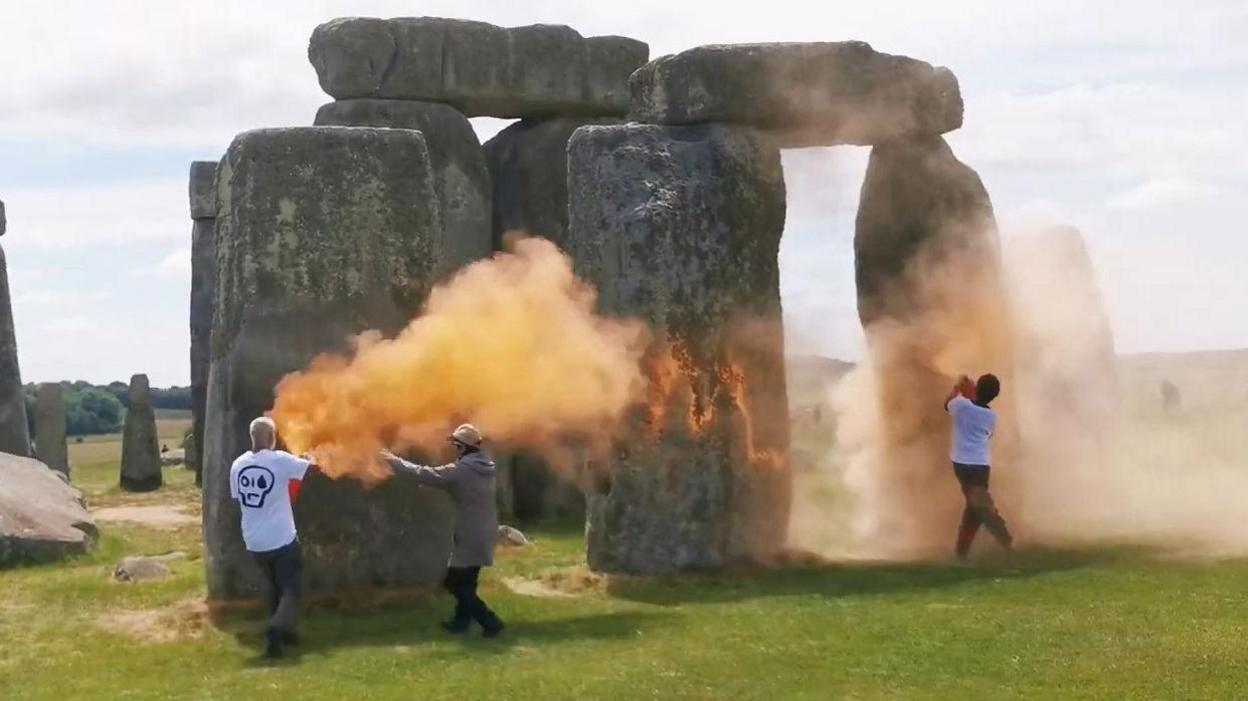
<box><xmin>850</xmin><ymin>135</ymin><xmax>1016</xmax><ymax>557</ymax></box>
<box><xmin>189</xmin><ymin>160</ymin><xmax>218</xmax><ymax>485</ymax></box>
<box><xmin>483</xmin><ymin>117</ymin><xmax>619</xmax><ymax>249</ymax></box>
<box><xmin>567</xmin><ymin>123</ymin><xmax>791</xmax><ymax>574</ymax></box>
<box><xmin>484</xmin><ymin>117</ymin><xmax>618</xmax><ymax>521</ymax></box>
<box><xmin>308</xmin><ymin>17</ymin><xmax>648</xmax><ymax>118</ymax></box>
<box><xmin>35</xmin><ymin>383</ymin><xmax>68</xmax><ymax>477</ymax></box>
<box><xmin>1006</xmin><ymin>225</ymin><xmax>1117</xmax><ymax>539</ymax></box>
<box><xmin>120</xmin><ymin>374</ymin><xmax>162</xmax><ymax>492</ymax></box>
<box><xmin>629</xmin><ymin>42</ymin><xmax>962</xmax><ymax>147</ymax></box>
<box><xmin>505</xmin><ymin>450</ymin><xmax>583</xmax><ymax>522</ymax></box>
<box><xmin>0</xmin><ymin>228</ymin><xmax>30</xmax><ymax>457</ymax></box>
<box><xmin>314</xmin><ymin>99</ymin><xmax>491</xmax><ymax>267</ymax></box>
<box><xmin>204</xmin><ymin>127</ymin><xmax>455</xmax><ymax>600</ymax></box>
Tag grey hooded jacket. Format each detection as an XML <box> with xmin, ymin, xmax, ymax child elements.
<box><xmin>387</xmin><ymin>450</ymin><xmax>498</xmax><ymax>568</ymax></box>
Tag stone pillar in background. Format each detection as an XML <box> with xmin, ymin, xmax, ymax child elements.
<box><xmin>483</xmin><ymin>117</ymin><xmax>622</xmax><ymax>250</ymax></box>
<box><xmin>314</xmin><ymin>99</ymin><xmax>491</xmax><ymax>268</ymax></box>
<box><xmin>188</xmin><ymin>160</ymin><xmax>218</xmax><ymax>486</ymax></box>
<box><xmin>0</xmin><ymin>198</ymin><xmax>31</xmax><ymax>457</ymax></box>
<box><xmin>203</xmin><ymin>127</ymin><xmax>455</xmax><ymax>600</ymax></box>
<box><xmin>483</xmin><ymin>119</ymin><xmax>628</xmax><ymax>525</ymax></box>
<box><xmin>35</xmin><ymin>383</ymin><xmax>68</xmax><ymax>477</ymax></box>
<box><xmin>851</xmin><ymin>134</ymin><xmax>1016</xmax><ymax>557</ymax></box>
<box><xmin>1006</xmin><ymin>225</ymin><xmax>1117</xmax><ymax>538</ymax></box>
<box><xmin>567</xmin><ymin>124</ymin><xmax>791</xmax><ymax>574</ymax></box>
<box><xmin>120</xmin><ymin>373</ymin><xmax>162</xmax><ymax>492</ymax></box>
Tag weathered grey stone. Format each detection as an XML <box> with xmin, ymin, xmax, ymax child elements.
<box><xmin>114</xmin><ymin>552</ymin><xmax>186</xmax><ymax>582</ymax></box>
<box><xmin>851</xmin><ymin>135</ymin><xmax>1017</xmax><ymax>555</ymax></box>
<box><xmin>203</xmin><ymin>126</ymin><xmax>455</xmax><ymax>600</ymax></box>
<box><xmin>0</xmin><ymin>452</ymin><xmax>96</xmax><ymax>566</ymax></box>
<box><xmin>189</xmin><ymin>160</ymin><xmax>218</xmax><ymax>486</ymax></box>
<box><xmin>120</xmin><ymin>374</ymin><xmax>162</xmax><ymax>492</ymax></box>
<box><xmin>510</xmin><ymin>451</ymin><xmax>583</xmax><ymax>521</ymax></box>
<box><xmin>314</xmin><ymin>100</ymin><xmax>491</xmax><ymax>266</ymax></box>
<box><xmin>189</xmin><ymin>161</ymin><xmax>217</xmax><ymax>220</ymax></box>
<box><xmin>497</xmin><ymin>524</ymin><xmax>528</xmax><ymax>546</ymax></box>
<box><xmin>309</xmin><ymin>17</ymin><xmax>648</xmax><ymax>118</ymax></box>
<box><xmin>35</xmin><ymin>383</ymin><xmax>68</xmax><ymax>477</ymax></box>
<box><xmin>483</xmin><ymin>117</ymin><xmax>620</xmax><ymax>249</ymax></box>
<box><xmin>0</xmin><ymin>199</ymin><xmax>6</xmax><ymax>236</ymax></box>
<box><xmin>1007</xmin><ymin>225</ymin><xmax>1117</xmax><ymax>539</ymax></box>
<box><xmin>630</xmin><ymin>42</ymin><xmax>963</xmax><ymax>147</ymax></box>
<box><xmin>567</xmin><ymin>123</ymin><xmax>791</xmax><ymax>574</ymax></box>
<box><xmin>494</xmin><ymin>452</ymin><xmax>515</xmax><ymax>521</ymax></box>
<box><xmin>0</xmin><ymin>243</ymin><xmax>29</xmax><ymax>457</ymax></box>
<box><xmin>855</xmin><ymin>136</ymin><xmax>998</xmax><ymax>325</ymax></box>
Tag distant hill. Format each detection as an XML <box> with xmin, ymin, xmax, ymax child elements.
<box><xmin>786</xmin><ymin>355</ymin><xmax>855</xmax><ymax>407</ymax></box>
<box><xmin>782</xmin><ymin>349</ymin><xmax>1248</xmax><ymax>413</ymax></box>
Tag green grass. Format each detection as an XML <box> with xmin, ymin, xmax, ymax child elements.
<box><xmin>4</xmin><ymin>465</ymin><xmax>1248</xmax><ymax>700</ymax></box>
<box><xmin>5</xmin><ymin>405</ymin><xmax>1248</xmax><ymax>699</ymax></box>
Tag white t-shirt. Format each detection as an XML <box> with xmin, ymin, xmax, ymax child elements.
<box><xmin>947</xmin><ymin>396</ymin><xmax>996</xmax><ymax>466</ymax></box>
<box><xmin>229</xmin><ymin>449</ymin><xmax>310</xmax><ymax>553</ymax></box>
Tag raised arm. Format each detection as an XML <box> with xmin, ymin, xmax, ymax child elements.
<box><xmin>945</xmin><ymin>375</ymin><xmax>974</xmax><ymax>411</ymax></box>
<box><xmin>380</xmin><ymin>451</ymin><xmax>460</xmax><ymax>488</ymax></box>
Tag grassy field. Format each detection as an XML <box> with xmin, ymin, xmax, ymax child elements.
<box><xmin>5</xmin><ymin>404</ymin><xmax>1248</xmax><ymax>698</ymax></box>
<box><xmin>67</xmin><ymin>409</ymin><xmax>192</xmax><ymax>472</ymax></box>
<box><xmin>4</xmin><ymin>468</ymin><xmax>1248</xmax><ymax>697</ymax></box>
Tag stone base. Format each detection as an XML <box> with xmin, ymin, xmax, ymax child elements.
<box><xmin>119</xmin><ymin>474</ymin><xmax>163</xmax><ymax>493</ymax></box>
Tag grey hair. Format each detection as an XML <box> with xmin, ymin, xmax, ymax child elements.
<box><xmin>249</xmin><ymin>416</ymin><xmax>277</xmax><ymax>443</ymax></box>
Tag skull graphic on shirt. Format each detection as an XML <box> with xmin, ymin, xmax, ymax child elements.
<box><xmin>237</xmin><ymin>465</ymin><xmax>276</xmax><ymax>508</ymax></box>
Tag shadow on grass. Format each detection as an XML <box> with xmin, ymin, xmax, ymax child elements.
<box><xmin>213</xmin><ymin>596</ymin><xmax>669</xmax><ymax>665</ymax></box>
<box><xmin>605</xmin><ymin>545</ymin><xmax>1159</xmax><ymax>607</ymax></box>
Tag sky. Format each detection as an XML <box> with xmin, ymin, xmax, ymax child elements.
<box><xmin>1</xmin><ymin>0</ymin><xmax>1245</xmax><ymax>386</ymax></box>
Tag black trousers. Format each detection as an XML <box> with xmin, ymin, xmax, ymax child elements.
<box><xmin>952</xmin><ymin>463</ymin><xmax>1012</xmax><ymax>555</ymax></box>
<box><xmin>252</xmin><ymin>539</ymin><xmax>302</xmax><ymax>634</ymax></box>
<box><xmin>443</xmin><ymin>566</ymin><xmax>502</xmax><ymax>630</ymax></box>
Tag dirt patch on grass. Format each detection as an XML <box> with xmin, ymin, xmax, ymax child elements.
<box><xmin>504</xmin><ymin>567</ymin><xmax>609</xmax><ymax>598</ymax></box>
<box><xmin>94</xmin><ymin>504</ymin><xmax>197</xmax><ymax>529</ymax></box>
<box><xmin>98</xmin><ymin>598</ymin><xmax>208</xmax><ymax>644</ymax></box>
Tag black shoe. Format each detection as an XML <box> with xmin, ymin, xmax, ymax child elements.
<box><xmin>482</xmin><ymin>622</ymin><xmax>505</xmax><ymax>639</ymax></box>
<box><xmin>440</xmin><ymin>620</ymin><xmax>470</xmax><ymax>634</ymax></box>
<box><xmin>263</xmin><ymin>629</ymin><xmax>284</xmax><ymax>659</ymax></box>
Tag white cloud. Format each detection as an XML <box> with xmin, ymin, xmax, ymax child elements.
<box><xmin>42</xmin><ymin>315</ymin><xmax>97</xmax><ymax>334</ymax></box>
<box><xmin>2</xmin><ymin>180</ymin><xmax>186</xmax><ymax>250</ymax></box>
<box><xmin>3</xmin><ymin>0</ymin><xmax>1248</xmax><ymax>382</ymax></box>
<box><xmin>154</xmin><ymin>247</ymin><xmax>192</xmax><ymax>279</ymax></box>
<box><xmin>953</xmin><ymin>83</ymin><xmax>1248</xmax><ymax>182</ymax></box>
<box><xmin>1106</xmin><ymin>178</ymin><xmax>1221</xmax><ymax>212</ymax></box>
<box><xmin>2</xmin><ymin>1</ymin><xmax>1245</xmax><ymax>149</ymax></box>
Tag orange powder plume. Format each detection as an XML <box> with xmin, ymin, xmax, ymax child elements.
<box><xmin>270</xmin><ymin>237</ymin><xmax>650</xmax><ymax>482</ymax></box>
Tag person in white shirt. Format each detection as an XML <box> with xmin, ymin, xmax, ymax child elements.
<box><xmin>229</xmin><ymin>416</ymin><xmax>313</xmax><ymax>658</ymax></box>
<box><xmin>944</xmin><ymin>374</ymin><xmax>1013</xmax><ymax>559</ymax></box>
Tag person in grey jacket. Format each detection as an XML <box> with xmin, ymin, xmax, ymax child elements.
<box><xmin>381</xmin><ymin>423</ymin><xmax>504</xmax><ymax>637</ymax></box>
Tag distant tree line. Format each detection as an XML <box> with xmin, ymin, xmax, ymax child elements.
<box><xmin>23</xmin><ymin>381</ymin><xmax>192</xmax><ymax>437</ymax></box>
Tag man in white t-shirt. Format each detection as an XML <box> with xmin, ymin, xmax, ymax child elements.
<box><xmin>945</xmin><ymin>374</ymin><xmax>1013</xmax><ymax>559</ymax></box>
<box><xmin>229</xmin><ymin>416</ymin><xmax>313</xmax><ymax>658</ymax></box>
